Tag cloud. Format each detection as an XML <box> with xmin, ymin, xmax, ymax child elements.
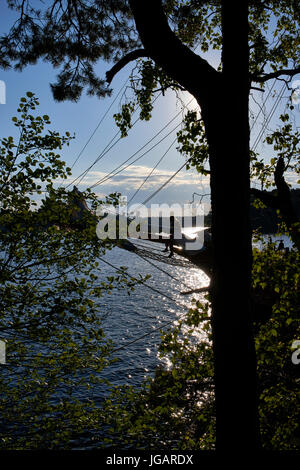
<box><xmin>60</xmin><ymin>164</ymin><xmax>211</xmax><ymax>207</ymax></box>
<box><xmin>71</xmin><ymin>164</ymin><xmax>209</xmax><ymax>190</ymax></box>
<box><xmin>285</xmin><ymin>170</ymin><xmax>300</xmax><ymax>187</ymax></box>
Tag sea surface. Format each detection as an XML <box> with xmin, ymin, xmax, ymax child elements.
<box><xmin>98</xmin><ymin>238</ymin><xmax>209</xmax><ymax>389</ymax></box>
<box><xmin>98</xmin><ymin>233</ymin><xmax>293</xmax><ymax>390</ymax></box>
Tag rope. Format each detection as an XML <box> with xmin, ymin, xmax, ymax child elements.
<box><xmin>89</xmin><ymin>121</ymin><xmax>182</xmax><ymax>189</ymax></box>
<box><xmin>66</xmin><ymin>92</ymin><xmax>162</xmax><ymax>189</ymax></box>
<box><xmin>132</xmin><ymin>248</ymin><xmax>194</xmax><ymax>289</ymax></box>
<box><xmin>140</xmin><ymin>157</ymin><xmax>193</xmax><ymax>207</ymax></box>
<box><xmin>127</xmin><ymin>97</ymin><xmax>196</xmax><ymax>204</ymax></box>
<box><xmin>128</xmin><ymin>136</ymin><xmax>178</xmax><ymax>204</ymax></box>
<box><xmin>88</xmin><ymin>96</ymin><xmax>195</xmax><ymax>190</ymax></box>
<box><xmin>110</xmin><ymin>313</ymin><xmax>185</xmax><ymax>354</ymax></box>
<box><xmin>66</xmin><ymin>118</ymin><xmax>132</xmax><ymax>189</ymax></box>
<box><xmin>250</xmin><ymin>78</ymin><xmax>276</xmax><ymax>132</ymax></box>
<box><xmin>96</xmin><ymin>256</ymin><xmax>204</xmax><ymax>355</ymax></box>
<box><xmin>70</xmin><ymin>77</ymin><xmax>129</xmax><ymax>171</ymax></box>
<box><xmin>130</xmin><ymin>239</ymin><xmax>169</xmax><ymax>253</ymax></box>
<box><xmin>129</xmin><ymin>243</ymin><xmax>193</xmax><ymax>268</ymax></box>
<box><xmin>98</xmin><ymin>256</ymin><xmax>180</xmax><ymax>304</ymax></box>
<box><xmin>252</xmin><ymin>82</ymin><xmax>285</xmax><ymax>152</ymax></box>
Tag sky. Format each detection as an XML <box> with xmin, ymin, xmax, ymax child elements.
<box><xmin>0</xmin><ymin>2</ymin><xmax>299</xmax><ymax>213</ymax></box>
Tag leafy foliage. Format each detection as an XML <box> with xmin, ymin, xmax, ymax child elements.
<box><xmin>113</xmin><ymin>58</ymin><xmax>185</xmax><ymax>136</ymax></box>
<box><xmin>252</xmin><ymin>236</ymin><xmax>300</xmax><ymax>449</ymax></box>
<box><xmin>2</xmin><ymin>1</ymin><xmax>298</xmax><ymax>102</ymax></box>
<box><xmin>0</xmin><ymin>94</ymin><xmax>144</xmax><ymax>449</ymax></box>
<box><xmin>100</xmin><ymin>234</ymin><xmax>300</xmax><ymax>450</ymax></box>
<box><xmin>176</xmin><ymin>110</ymin><xmax>209</xmax><ymax>174</ymax></box>
<box><xmin>1</xmin><ymin>1</ymin><xmax>139</xmax><ymax>101</ymax></box>
<box><xmin>101</xmin><ymin>301</ymin><xmax>215</xmax><ymax>450</ymax></box>
<box><xmin>251</xmin><ymin>111</ymin><xmax>300</xmax><ymax>189</ymax></box>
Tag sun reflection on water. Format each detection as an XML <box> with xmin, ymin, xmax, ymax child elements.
<box><xmin>100</xmin><ymin>244</ymin><xmax>211</xmax><ymax>389</ymax></box>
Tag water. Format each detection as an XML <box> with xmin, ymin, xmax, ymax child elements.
<box><xmin>98</xmin><ymin>240</ymin><xmax>209</xmax><ymax>389</ymax></box>
<box><xmin>98</xmin><ymin>233</ymin><xmax>294</xmax><ymax>390</ymax></box>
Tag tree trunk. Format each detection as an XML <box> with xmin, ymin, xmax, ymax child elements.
<box><xmin>129</xmin><ymin>0</ymin><xmax>260</xmax><ymax>451</ymax></box>
<box><xmin>201</xmin><ymin>1</ymin><xmax>260</xmax><ymax>450</ymax></box>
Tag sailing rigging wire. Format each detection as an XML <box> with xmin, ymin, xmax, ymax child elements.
<box><xmin>97</xmin><ymin>256</ymin><xmax>205</xmax><ymax>355</ymax></box>
<box><xmin>251</xmin><ymin>82</ymin><xmax>286</xmax><ymax>152</ymax></box>
<box><xmin>89</xmin><ymin>122</ymin><xmax>182</xmax><ymax>190</ymax></box>
<box><xmin>98</xmin><ymin>256</ymin><xmax>180</xmax><ymax>304</ymax></box>
<box><xmin>132</xmin><ymin>249</ymin><xmax>194</xmax><ymax>290</ymax></box>
<box><xmin>65</xmin><ymin>93</ymin><xmax>163</xmax><ymax>189</ymax></box>
<box><xmin>127</xmin><ymin>136</ymin><xmax>178</xmax><ymax>204</ymax></box>
<box><xmin>70</xmin><ymin>77</ymin><xmax>129</xmax><ymax>172</ymax></box>
<box><xmin>87</xmin><ymin>96</ymin><xmax>195</xmax><ymax>190</ymax></box>
<box><xmin>139</xmin><ymin>157</ymin><xmax>193</xmax><ymax>207</ymax></box>
<box><xmin>128</xmin><ymin>82</ymin><xmax>284</xmax><ymax>211</ymax></box>
<box><xmin>250</xmin><ymin>78</ymin><xmax>276</xmax><ymax>132</ymax></box>
<box><xmin>129</xmin><ymin>239</ymin><xmax>169</xmax><ymax>253</ymax></box>
<box><xmin>65</xmin><ymin>117</ymin><xmax>133</xmax><ymax>189</ymax></box>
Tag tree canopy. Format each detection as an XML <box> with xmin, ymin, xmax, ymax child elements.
<box><xmin>0</xmin><ymin>93</ymin><xmax>148</xmax><ymax>448</ymax></box>
<box><xmin>1</xmin><ymin>1</ymin><xmax>299</xmax><ymax>101</ymax></box>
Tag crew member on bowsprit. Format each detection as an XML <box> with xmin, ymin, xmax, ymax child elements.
<box><xmin>163</xmin><ymin>215</ymin><xmax>175</xmax><ymax>258</ymax></box>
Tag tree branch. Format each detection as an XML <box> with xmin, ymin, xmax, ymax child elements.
<box><xmin>128</xmin><ymin>0</ymin><xmax>219</xmax><ymax>103</ymax></box>
<box><xmin>106</xmin><ymin>49</ymin><xmax>148</xmax><ymax>84</ymax></box>
<box><xmin>180</xmin><ymin>286</ymin><xmax>210</xmax><ymax>295</ymax></box>
<box><xmin>252</xmin><ymin>67</ymin><xmax>300</xmax><ymax>84</ymax></box>
<box><xmin>251</xmin><ymin>158</ymin><xmax>300</xmax><ymax>249</ymax></box>
<box><xmin>274</xmin><ymin>155</ymin><xmax>288</xmax><ymax>192</ymax></box>
<box><xmin>274</xmin><ymin>156</ymin><xmax>299</xmax><ymax>226</ymax></box>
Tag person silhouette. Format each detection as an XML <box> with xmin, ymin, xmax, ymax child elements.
<box><xmin>162</xmin><ymin>215</ymin><xmax>175</xmax><ymax>257</ymax></box>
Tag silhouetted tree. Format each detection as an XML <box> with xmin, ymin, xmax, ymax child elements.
<box><xmin>1</xmin><ymin>0</ymin><xmax>299</xmax><ymax>451</ymax></box>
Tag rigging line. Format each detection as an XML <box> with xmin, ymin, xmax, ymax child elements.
<box><xmin>90</xmin><ymin>117</ymin><xmax>182</xmax><ymax>187</ymax></box>
<box><xmin>65</xmin><ymin>129</ymin><xmax>120</xmax><ymax>189</ymax></box>
<box><xmin>252</xmin><ymin>85</ymin><xmax>285</xmax><ymax>153</ymax></box>
<box><xmin>128</xmin><ymin>135</ymin><xmax>178</xmax><ymax>205</ymax></box>
<box><xmin>252</xmin><ymin>85</ymin><xmax>283</xmax><ymax>152</ymax></box>
<box><xmin>133</xmin><ymin>249</ymin><xmax>194</xmax><ymax>290</ymax></box>
<box><xmin>263</xmin><ymin>82</ymin><xmax>286</xmax><ymax>127</ymax></box>
<box><xmin>252</xmin><ymin>83</ymin><xmax>285</xmax><ymax>152</ymax></box>
<box><xmin>139</xmin><ymin>156</ymin><xmax>193</xmax><ymax>208</ymax></box>
<box><xmin>63</xmin><ymin>80</ymin><xmax>128</xmax><ymax>190</ymax></box>
<box><xmin>65</xmin><ymin>92</ymin><xmax>163</xmax><ymax>190</ymax></box>
<box><xmin>70</xmin><ymin>77</ymin><xmax>129</xmax><ymax>172</ymax></box>
<box><xmin>110</xmin><ymin>313</ymin><xmax>185</xmax><ymax>354</ymax></box>
<box><xmin>88</xmin><ymin>96</ymin><xmax>195</xmax><ymax>190</ymax></box>
<box><xmin>89</xmin><ymin>121</ymin><xmax>183</xmax><ymax>190</ymax></box>
<box><xmin>97</xmin><ymin>257</ymin><xmax>197</xmax><ymax>354</ymax></box>
<box><xmin>73</xmin><ymin>129</ymin><xmax>123</xmax><ymax>187</ymax></box>
<box><xmin>98</xmin><ymin>256</ymin><xmax>182</xmax><ymax>305</ymax></box>
<box><xmin>88</xmin><ymin>99</ymin><xmax>193</xmax><ymax>190</ymax></box>
<box><xmin>129</xmin><ymin>237</ymin><xmax>170</xmax><ymax>252</ymax></box>
<box><xmin>250</xmin><ymin>78</ymin><xmax>276</xmax><ymax>132</ymax></box>
<box><xmin>107</xmin><ymin>276</ymin><xmax>205</xmax><ymax>357</ymax></box>
<box><xmin>66</xmin><ymin>119</ymin><xmax>131</xmax><ymax>189</ymax></box>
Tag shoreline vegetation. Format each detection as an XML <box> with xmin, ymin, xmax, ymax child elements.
<box><xmin>250</xmin><ymin>189</ymin><xmax>300</xmax><ymax>234</ymax></box>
